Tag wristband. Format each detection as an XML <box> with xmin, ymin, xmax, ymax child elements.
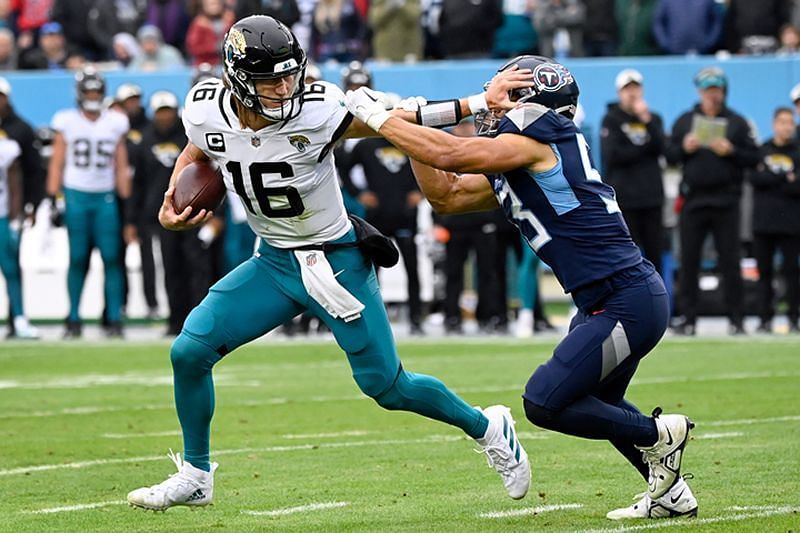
<box><xmin>416</xmin><ymin>99</ymin><xmax>462</xmax><ymax>128</ymax></box>
<box><xmin>467</xmin><ymin>92</ymin><xmax>489</xmax><ymax>115</ymax></box>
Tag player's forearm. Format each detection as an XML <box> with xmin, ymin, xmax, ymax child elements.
<box><xmin>408</xmin><ymin>158</ymin><xmax>459</xmax><ymax>213</ymax></box>
<box><xmin>379</xmin><ymin>116</ymin><xmax>474</xmax><ymax>173</ymax></box>
<box><xmin>45</xmin><ymin>161</ymin><xmax>63</xmax><ymax>197</ymax></box>
<box><xmin>8</xmin><ymin>166</ymin><xmax>22</xmax><ymax>220</ymax></box>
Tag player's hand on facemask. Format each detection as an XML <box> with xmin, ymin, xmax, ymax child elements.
<box><xmin>158</xmin><ymin>185</ymin><xmax>214</xmax><ymax>231</ymax></box>
<box><xmin>345</xmin><ymin>87</ymin><xmax>392</xmax><ymax>131</ymax></box>
<box><xmin>485</xmin><ymin>65</ymin><xmax>535</xmax><ymax>113</ymax></box>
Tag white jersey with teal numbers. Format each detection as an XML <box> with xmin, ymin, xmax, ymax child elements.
<box><xmin>51</xmin><ymin>109</ymin><xmax>129</xmax><ymax>193</ymax></box>
<box><xmin>0</xmin><ymin>137</ymin><xmax>21</xmax><ymax>218</ymax></box>
<box><xmin>182</xmin><ymin>79</ymin><xmax>353</xmax><ymax>248</ymax></box>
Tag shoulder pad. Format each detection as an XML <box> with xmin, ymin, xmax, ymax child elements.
<box><xmin>505</xmin><ymin>103</ymin><xmax>551</xmax><ymax>131</ymax></box>
<box><xmin>184</xmin><ymin>79</ymin><xmax>225</xmax><ymax>127</ymax></box>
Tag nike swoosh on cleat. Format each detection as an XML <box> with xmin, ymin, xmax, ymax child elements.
<box><xmin>334</xmin><ymin>269</ymin><xmax>345</xmax><ymax>278</ymax></box>
<box><xmin>670</xmin><ymin>489</ymin><xmax>685</xmax><ymax>504</ymax></box>
<box><xmin>665</xmin><ymin>426</ymin><xmax>674</xmax><ymax>446</ymax></box>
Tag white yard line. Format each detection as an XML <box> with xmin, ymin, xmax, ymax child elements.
<box><xmin>22</xmin><ymin>500</ymin><xmax>126</xmax><ymax>514</ymax></box>
<box><xmin>242</xmin><ymin>501</ymin><xmax>349</xmax><ymax>517</ymax></box>
<box><xmin>583</xmin><ymin>505</ymin><xmax>800</xmax><ymax>532</ymax></box>
<box><xmin>0</xmin><ymin>435</ymin><xmax>465</xmax><ymax>477</ymax></box>
<box><xmin>479</xmin><ymin>503</ymin><xmax>583</xmax><ymax>518</ymax></box>
<box><xmin>702</xmin><ymin>414</ymin><xmax>800</xmax><ymax>426</ymax></box>
<box><xmin>101</xmin><ymin>431</ymin><xmax>182</xmax><ymax>439</ymax></box>
<box><xmin>693</xmin><ymin>431</ymin><xmax>744</xmax><ymax>440</ymax></box>
<box><xmin>0</xmin><ymin>374</ymin><xmax>260</xmax><ymax>389</ymax></box>
<box><xmin>281</xmin><ymin>430</ymin><xmax>371</xmax><ymax>439</ymax></box>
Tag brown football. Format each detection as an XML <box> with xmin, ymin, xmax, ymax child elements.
<box><xmin>172</xmin><ymin>161</ymin><xmax>226</xmax><ymax>214</ymax></box>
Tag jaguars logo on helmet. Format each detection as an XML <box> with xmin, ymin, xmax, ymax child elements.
<box><xmin>222</xmin><ymin>15</ymin><xmax>308</xmax><ymax>123</ymax></box>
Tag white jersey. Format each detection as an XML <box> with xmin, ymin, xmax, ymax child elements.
<box><xmin>182</xmin><ymin>79</ymin><xmax>352</xmax><ymax>248</ymax></box>
<box><xmin>51</xmin><ymin>108</ymin><xmax>129</xmax><ymax>193</ymax></box>
<box><xmin>0</xmin><ymin>137</ymin><xmax>20</xmax><ymax>218</ymax></box>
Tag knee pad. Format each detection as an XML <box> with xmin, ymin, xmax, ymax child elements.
<box><xmin>523</xmin><ymin>398</ymin><xmax>557</xmax><ymax>429</ymax></box>
<box><xmin>170</xmin><ymin>332</ymin><xmax>221</xmax><ymax>378</ymax></box>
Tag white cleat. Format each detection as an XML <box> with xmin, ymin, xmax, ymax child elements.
<box><xmin>12</xmin><ymin>316</ymin><xmax>39</xmax><ymax>339</ymax></box>
<box><xmin>636</xmin><ymin>407</ymin><xmax>694</xmax><ymax>499</ymax></box>
<box><xmin>475</xmin><ymin>405</ymin><xmax>531</xmax><ymax>499</ymax></box>
<box><xmin>606</xmin><ymin>476</ymin><xmax>698</xmax><ymax>520</ymax></box>
<box><xmin>127</xmin><ymin>449</ymin><xmax>218</xmax><ymax>511</ymax></box>
<box><xmin>515</xmin><ymin>309</ymin><xmax>534</xmax><ymax>339</ymax></box>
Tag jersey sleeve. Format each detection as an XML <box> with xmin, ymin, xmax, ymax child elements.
<box><xmin>303</xmin><ymin>81</ymin><xmax>353</xmax><ymax>151</ymax></box>
<box><xmin>51</xmin><ymin>110</ymin><xmax>71</xmax><ymax>133</ymax></box>
<box><xmin>0</xmin><ymin>138</ymin><xmax>21</xmax><ymax>168</ymax></box>
<box><xmin>114</xmin><ymin>111</ymin><xmax>130</xmax><ymax>139</ymax></box>
<box><xmin>497</xmin><ymin>104</ymin><xmax>576</xmax><ymax>144</ymax></box>
<box><xmin>182</xmin><ymin>79</ymin><xmax>227</xmax><ymax>153</ymax></box>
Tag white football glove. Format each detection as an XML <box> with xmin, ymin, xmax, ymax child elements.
<box><xmin>345</xmin><ymin>87</ymin><xmax>392</xmax><ymax>131</ymax></box>
<box><xmin>395</xmin><ymin>95</ymin><xmax>428</xmax><ymax>113</ymax></box>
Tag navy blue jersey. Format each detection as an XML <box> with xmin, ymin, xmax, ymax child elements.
<box><xmin>487</xmin><ymin>103</ymin><xmax>642</xmax><ymax>293</ymax></box>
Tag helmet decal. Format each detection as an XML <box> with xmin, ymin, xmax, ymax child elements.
<box><xmin>533</xmin><ymin>63</ymin><xmax>574</xmax><ymax>93</ymax></box>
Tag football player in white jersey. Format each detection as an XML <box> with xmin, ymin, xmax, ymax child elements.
<box><xmin>127</xmin><ymin>15</ymin><xmax>532</xmax><ymax>512</ymax></box>
<box><xmin>46</xmin><ymin>66</ymin><xmax>130</xmax><ymax>338</ymax></box>
<box><xmin>0</xmin><ymin>136</ymin><xmax>38</xmax><ymax>338</ymax></box>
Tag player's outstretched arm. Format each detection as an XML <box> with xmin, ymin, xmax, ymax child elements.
<box><xmin>343</xmin><ymin>67</ymin><xmax>533</xmax><ymax>139</ymax></box>
<box><xmin>158</xmin><ymin>142</ymin><xmax>214</xmax><ymax>231</ymax></box>
<box><xmin>409</xmin><ymin>159</ymin><xmax>498</xmax><ymax>214</ymax></box>
<box><xmin>114</xmin><ymin>138</ymin><xmax>131</xmax><ymax>200</ymax></box>
<box><xmin>45</xmin><ymin>132</ymin><xmax>66</xmax><ymax>198</ymax></box>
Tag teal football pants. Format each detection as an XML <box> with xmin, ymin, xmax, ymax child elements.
<box><xmin>64</xmin><ymin>188</ymin><xmax>124</xmax><ymax>323</ymax></box>
<box><xmin>0</xmin><ymin>217</ymin><xmax>24</xmax><ymax>317</ymax></box>
<box><xmin>518</xmin><ymin>240</ymin><xmax>541</xmax><ymax>311</ymax></box>
<box><xmin>171</xmin><ymin>229</ymin><xmax>488</xmax><ymax>470</ymax></box>
<box><xmin>222</xmin><ymin>210</ymin><xmax>256</xmax><ymax>274</ymax></box>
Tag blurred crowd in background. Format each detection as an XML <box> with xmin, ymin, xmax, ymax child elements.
<box><xmin>0</xmin><ymin>0</ymin><xmax>800</xmax><ymax>73</ymax></box>
<box><xmin>0</xmin><ymin>1</ymin><xmax>799</xmax><ymax>341</ymax></box>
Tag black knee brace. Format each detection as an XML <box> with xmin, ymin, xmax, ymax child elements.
<box><xmin>523</xmin><ymin>398</ymin><xmax>557</xmax><ymax>428</ymax></box>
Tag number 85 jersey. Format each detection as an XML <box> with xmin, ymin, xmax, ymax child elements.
<box><xmin>182</xmin><ymin>79</ymin><xmax>353</xmax><ymax>248</ymax></box>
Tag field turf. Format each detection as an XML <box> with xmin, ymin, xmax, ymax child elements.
<box><xmin>1</xmin><ymin>337</ymin><xmax>798</xmax><ymax>531</ymax></box>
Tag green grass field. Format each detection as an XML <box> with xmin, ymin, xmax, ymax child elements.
<box><xmin>1</xmin><ymin>337</ymin><xmax>798</xmax><ymax>532</ymax></box>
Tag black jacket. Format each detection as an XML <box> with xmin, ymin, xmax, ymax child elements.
<box><xmin>600</xmin><ymin>103</ymin><xmax>665</xmax><ymax>210</ymax></box>
<box><xmin>0</xmin><ymin>106</ymin><xmax>43</xmax><ymax>210</ymax></box>
<box><xmin>750</xmin><ymin>138</ymin><xmax>800</xmax><ymax>235</ymax></box>
<box><xmin>666</xmin><ymin>104</ymin><xmax>759</xmax><ymax>209</ymax></box>
<box><xmin>127</xmin><ymin>119</ymin><xmax>185</xmax><ymax>227</ymax></box>
<box><xmin>235</xmin><ymin>0</ymin><xmax>300</xmax><ymax>27</ymax></box>
<box><xmin>341</xmin><ymin>137</ymin><xmax>420</xmax><ymax>234</ymax></box>
<box><xmin>439</xmin><ymin>0</ymin><xmax>502</xmax><ymax>58</ymax></box>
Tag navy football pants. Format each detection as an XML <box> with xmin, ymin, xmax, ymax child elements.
<box><xmin>523</xmin><ymin>268</ymin><xmax>669</xmax><ymax>480</ymax></box>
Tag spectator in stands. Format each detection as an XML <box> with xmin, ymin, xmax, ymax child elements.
<box><xmin>584</xmin><ymin>0</ymin><xmax>617</xmax><ymax>56</ymax></box>
<box><xmin>131</xmin><ymin>24</ymin><xmax>184</xmax><ymax>70</ymax></box>
<box><xmin>369</xmin><ymin>0</ymin><xmax>423</xmax><ymax>62</ymax></box>
<box><xmin>235</xmin><ymin>0</ymin><xmax>300</xmax><ymax>27</ymax></box>
<box><xmin>750</xmin><ymin>107</ymin><xmax>800</xmax><ymax>333</ymax></box>
<box><xmin>185</xmin><ymin>0</ymin><xmax>234</xmax><ymax>65</ymax></box>
<box><xmin>667</xmin><ymin>67</ymin><xmax>759</xmax><ymax>335</ymax></box>
<box><xmin>112</xmin><ymin>32</ymin><xmax>141</xmax><ymax>67</ymax></box>
<box><xmin>115</xmin><ymin>0</ymin><xmax>148</xmax><ymax>36</ymax></box>
<box><xmin>18</xmin><ymin>21</ymin><xmax>81</xmax><ymax>70</ymax></box>
<box><xmin>129</xmin><ymin>91</ymin><xmax>209</xmax><ymax>336</ymax></box>
<box><xmin>791</xmin><ymin>83</ymin><xmax>800</xmax><ymax>118</ymax></box>
<box><xmin>652</xmin><ymin>0</ymin><xmax>724</xmax><ymax>55</ymax></box>
<box><xmin>777</xmin><ymin>23</ymin><xmax>800</xmax><ymax>54</ymax></box>
<box><xmin>616</xmin><ymin>0</ymin><xmax>659</xmax><ymax>56</ymax></box>
<box><xmin>534</xmin><ymin>0</ymin><xmax>585</xmax><ymax>58</ymax></box>
<box><xmin>600</xmin><ymin>69</ymin><xmax>666</xmax><ymax>273</ymax></box>
<box><xmin>439</xmin><ymin>0</ymin><xmax>502</xmax><ymax>59</ymax></box>
<box><xmin>724</xmin><ymin>0</ymin><xmax>790</xmax><ymax>55</ymax></box>
<box><xmin>50</xmin><ymin>0</ymin><xmax>119</xmax><ymax>60</ymax></box>
<box><xmin>421</xmin><ymin>0</ymin><xmax>443</xmax><ymax>59</ymax></box>
<box><xmin>144</xmin><ymin>0</ymin><xmax>190</xmax><ymax>52</ymax></box>
<box><xmin>311</xmin><ymin>0</ymin><xmax>367</xmax><ymax>62</ymax></box>
<box><xmin>11</xmin><ymin>0</ymin><xmax>53</xmax><ymax>50</ymax></box>
<box><xmin>0</xmin><ymin>28</ymin><xmax>17</xmax><ymax>70</ymax></box>
<box><xmin>0</xmin><ymin>76</ymin><xmax>42</xmax><ymax>338</ymax></box>
<box><xmin>492</xmin><ymin>0</ymin><xmax>538</xmax><ymax>59</ymax></box>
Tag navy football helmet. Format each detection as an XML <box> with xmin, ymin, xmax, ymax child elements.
<box><xmin>341</xmin><ymin>61</ymin><xmax>372</xmax><ymax>90</ymax></box>
<box><xmin>222</xmin><ymin>15</ymin><xmax>308</xmax><ymax>122</ymax></box>
<box><xmin>75</xmin><ymin>66</ymin><xmax>105</xmax><ymax>113</ymax></box>
<box><xmin>475</xmin><ymin>55</ymin><xmax>580</xmax><ymax>136</ymax></box>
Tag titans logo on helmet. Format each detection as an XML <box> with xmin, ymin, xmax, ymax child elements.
<box><xmin>533</xmin><ymin>63</ymin><xmax>574</xmax><ymax>93</ymax></box>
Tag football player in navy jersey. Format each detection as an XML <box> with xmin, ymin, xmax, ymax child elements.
<box><xmin>346</xmin><ymin>56</ymin><xmax>698</xmax><ymax>520</ymax></box>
